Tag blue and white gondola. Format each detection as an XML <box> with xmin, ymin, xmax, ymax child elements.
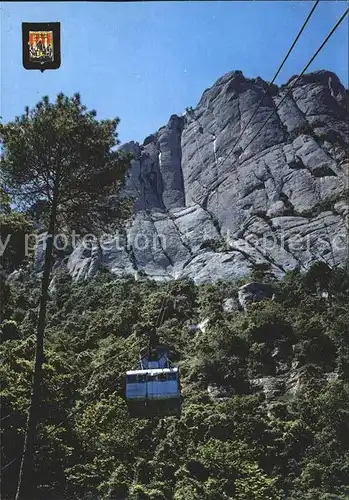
<box><xmin>125</xmin><ymin>345</ymin><xmax>181</xmax><ymax>417</ymax></box>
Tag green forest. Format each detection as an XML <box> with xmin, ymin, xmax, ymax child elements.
<box><xmin>1</xmin><ymin>94</ymin><xmax>349</xmax><ymax>499</ymax></box>
<box><xmin>2</xmin><ymin>245</ymin><xmax>349</xmax><ymax>499</ymax></box>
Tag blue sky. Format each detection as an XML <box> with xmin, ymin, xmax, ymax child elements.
<box><xmin>1</xmin><ymin>1</ymin><xmax>348</xmax><ymax>144</ymax></box>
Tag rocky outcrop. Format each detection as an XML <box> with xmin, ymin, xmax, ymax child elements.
<box><xmin>207</xmin><ymin>384</ymin><xmax>234</xmax><ymax>400</ymax></box>
<box><xmin>40</xmin><ymin>69</ymin><xmax>349</xmax><ymax>284</ymax></box>
<box><xmin>223</xmin><ymin>297</ymin><xmax>241</xmax><ymax>313</ymax></box>
<box><xmin>250</xmin><ymin>376</ymin><xmax>285</xmax><ymax>401</ymax></box>
<box><xmin>189</xmin><ymin>317</ymin><xmax>210</xmax><ymax>334</ymax></box>
<box><xmin>238</xmin><ymin>282</ymin><xmax>274</xmax><ymax>311</ymax></box>
<box><xmin>6</xmin><ymin>269</ymin><xmax>25</xmax><ymax>283</ymax></box>
<box><xmin>120</xmin><ymin>114</ymin><xmax>186</xmax><ymax>213</ymax></box>
<box><xmin>250</xmin><ymin>367</ymin><xmax>338</xmax><ymax>403</ymax></box>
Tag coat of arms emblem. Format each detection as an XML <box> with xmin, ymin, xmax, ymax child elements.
<box><xmin>22</xmin><ymin>22</ymin><xmax>61</xmax><ymax>71</ymax></box>
<box><xmin>29</xmin><ymin>31</ymin><xmax>54</xmax><ymax>63</ymax></box>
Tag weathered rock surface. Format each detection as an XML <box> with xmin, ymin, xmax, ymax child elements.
<box><xmin>6</xmin><ymin>269</ymin><xmax>25</xmax><ymax>283</ymax></box>
<box><xmin>250</xmin><ymin>376</ymin><xmax>285</xmax><ymax>401</ymax></box>
<box><xmin>238</xmin><ymin>282</ymin><xmax>274</xmax><ymax>311</ymax></box>
<box><xmin>250</xmin><ymin>368</ymin><xmax>338</xmax><ymax>402</ymax></box>
<box><xmin>43</xmin><ymin>70</ymin><xmax>349</xmax><ymax>284</ymax></box>
<box><xmin>189</xmin><ymin>317</ymin><xmax>210</xmax><ymax>334</ymax></box>
<box><xmin>223</xmin><ymin>297</ymin><xmax>241</xmax><ymax>313</ymax></box>
<box><xmin>207</xmin><ymin>384</ymin><xmax>234</xmax><ymax>400</ymax></box>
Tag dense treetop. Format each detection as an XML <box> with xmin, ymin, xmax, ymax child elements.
<box><xmin>2</xmin><ymin>252</ymin><xmax>349</xmax><ymax>499</ymax></box>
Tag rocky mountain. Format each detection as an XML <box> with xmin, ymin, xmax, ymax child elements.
<box><xmin>65</xmin><ymin>69</ymin><xmax>349</xmax><ymax>284</ymax></box>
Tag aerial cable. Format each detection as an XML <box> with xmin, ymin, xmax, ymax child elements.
<box><xmin>151</xmin><ymin>0</ymin><xmax>326</xmax><ymax>323</ymax></box>
<box><xmin>6</xmin><ymin>7</ymin><xmax>347</xmax><ymax>473</ymax></box>
<box><xmin>157</xmin><ymin>288</ymin><xmax>170</xmax><ymax>328</ymax></box>
<box><xmin>1</xmin><ymin>335</ymin><xmax>142</xmax><ymax>473</ymax></box>
<box><xmin>2</xmin><ymin>375</ymin><xmax>114</xmax><ymax>472</ymax></box>
<box><xmin>156</xmin><ymin>294</ymin><xmax>168</xmax><ymax>327</ymax></box>
<box><xmin>78</xmin><ymin>1</ymin><xmax>349</xmax><ymax>407</ymax></box>
<box><xmin>218</xmin><ymin>0</ymin><xmax>320</xmax><ymax>170</ymax></box>
<box><xmin>239</xmin><ymin>6</ymin><xmax>348</xmax><ymax>158</ymax></box>
<box><xmin>183</xmin><ymin>0</ymin><xmax>320</xmax><ymax>223</ymax></box>
<box><xmin>126</xmin><ymin>163</ymin><xmax>177</xmax><ymax>329</ymax></box>
<box><xmin>4</xmin><ymin>172</ymin><xmax>176</xmax><ymax>473</ymax></box>
<box><xmin>128</xmin><ymin>155</ymin><xmax>197</xmax><ymax>329</ymax></box>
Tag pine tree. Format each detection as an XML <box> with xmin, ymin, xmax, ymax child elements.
<box><xmin>0</xmin><ymin>93</ymin><xmax>131</xmax><ymax>499</ymax></box>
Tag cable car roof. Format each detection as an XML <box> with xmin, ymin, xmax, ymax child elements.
<box><xmin>126</xmin><ymin>367</ymin><xmax>178</xmax><ymax>376</ymax></box>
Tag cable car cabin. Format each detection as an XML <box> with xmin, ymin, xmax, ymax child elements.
<box><xmin>125</xmin><ymin>344</ymin><xmax>181</xmax><ymax>418</ymax></box>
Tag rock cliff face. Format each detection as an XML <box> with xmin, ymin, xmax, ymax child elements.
<box><xmin>66</xmin><ymin>69</ymin><xmax>349</xmax><ymax>284</ymax></box>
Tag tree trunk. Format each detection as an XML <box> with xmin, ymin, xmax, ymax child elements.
<box><xmin>15</xmin><ymin>190</ymin><xmax>59</xmax><ymax>500</ymax></box>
